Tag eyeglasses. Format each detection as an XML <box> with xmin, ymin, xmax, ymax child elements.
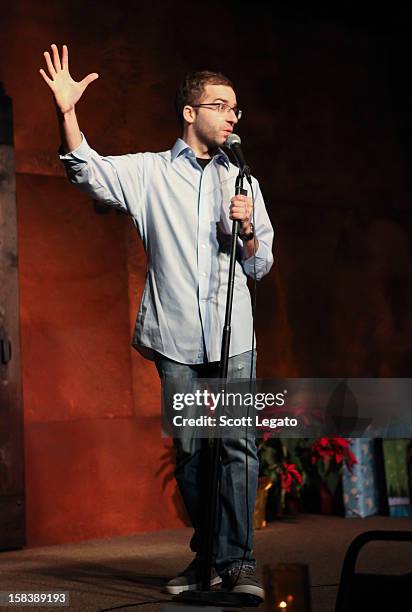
<box><xmin>191</xmin><ymin>102</ymin><xmax>242</xmax><ymax>120</ymax></box>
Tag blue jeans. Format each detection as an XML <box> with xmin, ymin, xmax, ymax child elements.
<box><xmin>154</xmin><ymin>350</ymin><xmax>258</xmax><ymax>574</ymax></box>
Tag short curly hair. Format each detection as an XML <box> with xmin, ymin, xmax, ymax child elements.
<box><xmin>175</xmin><ymin>70</ymin><xmax>234</xmax><ymax>130</ymax></box>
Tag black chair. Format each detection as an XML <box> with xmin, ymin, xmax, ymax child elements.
<box><xmin>335</xmin><ymin>530</ymin><xmax>412</xmax><ymax>612</ymax></box>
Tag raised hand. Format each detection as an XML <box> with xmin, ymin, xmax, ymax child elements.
<box><xmin>39</xmin><ymin>44</ymin><xmax>99</xmax><ymax>114</ymax></box>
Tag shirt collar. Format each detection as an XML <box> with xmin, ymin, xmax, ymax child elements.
<box><xmin>171</xmin><ymin>138</ymin><xmax>230</xmax><ymax>170</ymax></box>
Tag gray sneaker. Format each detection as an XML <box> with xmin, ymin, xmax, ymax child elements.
<box><xmin>165</xmin><ymin>558</ymin><xmax>222</xmax><ymax>595</ymax></box>
<box><xmin>222</xmin><ymin>563</ymin><xmax>265</xmax><ymax>601</ymax></box>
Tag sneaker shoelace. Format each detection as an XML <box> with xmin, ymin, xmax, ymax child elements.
<box><xmin>228</xmin><ymin>564</ymin><xmax>256</xmax><ymax>582</ymax></box>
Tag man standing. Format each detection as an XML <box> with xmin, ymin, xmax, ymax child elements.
<box><xmin>40</xmin><ymin>44</ymin><xmax>273</xmax><ymax>601</ymax></box>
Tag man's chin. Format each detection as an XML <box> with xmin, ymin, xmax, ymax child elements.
<box><xmin>214</xmin><ymin>134</ymin><xmax>229</xmax><ymax>148</ymax></box>
<box><xmin>203</xmin><ymin>133</ymin><xmax>228</xmax><ymax>153</ymax></box>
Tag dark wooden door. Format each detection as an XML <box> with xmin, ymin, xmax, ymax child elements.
<box><xmin>0</xmin><ymin>85</ymin><xmax>25</xmax><ymax>549</ymax></box>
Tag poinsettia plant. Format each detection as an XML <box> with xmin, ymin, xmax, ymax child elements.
<box><xmin>258</xmin><ymin>438</ymin><xmax>305</xmax><ymax>509</ymax></box>
<box><xmin>279</xmin><ymin>461</ymin><xmax>303</xmax><ymax>505</ymax></box>
<box><xmin>310</xmin><ymin>437</ymin><xmax>357</xmax><ymax>495</ymax></box>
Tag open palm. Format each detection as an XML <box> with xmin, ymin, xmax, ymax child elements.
<box><xmin>40</xmin><ymin>44</ymin><xmax>99</xmax><ymax>114</ymax></box>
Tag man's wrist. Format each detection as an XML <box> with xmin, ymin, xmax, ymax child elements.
<box><xmin>55</xmin><ymin>104</ymin><xmax>76</xmax><ymax>121</ymax></box>
<box><xmin>239</xmin><ymin>222</ymin><xmax>255</xmax><ymax>241</ymax></box>
<box><xmin>61</xmin><ymin>108</ymin><xmax>76</xmax><ymax>120</ymax></box>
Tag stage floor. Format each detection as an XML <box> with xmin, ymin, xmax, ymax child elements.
<box><xmin>1</xmin><ymin>514</ymin><xmax>411</xmax><ymax>612</ymax></box>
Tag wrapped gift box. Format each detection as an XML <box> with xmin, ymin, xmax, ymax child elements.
<box><xmin>342</xmin><ymin>438</ymin><xmax>380</xmax><ymax>518</ymax></box>
<box><xmin>382</xmin><ymin>439</ymin><xmax>412</xmax><ymax>517</ymax></box>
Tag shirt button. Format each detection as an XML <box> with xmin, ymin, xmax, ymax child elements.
<box><xmin>201</xmin><ymin>244</ymin><xmax>206</xmax><ymax>249</ymax></box>
<box><xmin>202</xmin><ymin>272</ymin><xmax>207</xmax><ymax>277</ymax></box>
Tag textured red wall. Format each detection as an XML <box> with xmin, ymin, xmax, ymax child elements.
<box><xmin>16</xmin><ymin>174</ymin><xmax>186</xmax><ymax>546</ymax></box>
<box><xmin>1</xmin><ymin>0</ymin><xmax>411</xmax><ymax>545</ymax></box>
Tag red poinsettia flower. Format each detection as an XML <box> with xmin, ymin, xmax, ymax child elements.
<box><xmin>311</xmin><ymin>437</ymin><xmax>357</xmax><ymax>472</ymax></box>
<box><xmin>280</xmin><ymin>462</ymin><xmax>303</xmax><ymax>493</ymax></box>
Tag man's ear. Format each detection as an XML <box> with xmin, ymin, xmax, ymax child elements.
<box><xmin>183</xmin><ymin>105</ymin><xmax>195</xmax><ymax>125</ymax></box>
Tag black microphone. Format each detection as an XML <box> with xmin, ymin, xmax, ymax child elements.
<box><xmin>224</xmin><ymin>133</ymin><xmax>251</xmax><ymax>178</ymax></box>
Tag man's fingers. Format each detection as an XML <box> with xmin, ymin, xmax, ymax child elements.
<box><xmin>62</xmin><ymin>44</ymin><xmax>69</xmax><ymax>70</ymax></box>
<box><xmin>39</xmin><ymin>68</ymin><xmax>53</xmax><ymax>87</ymax></box>
<box><xmin>51</xmin><ymin>43</ymin><xmax>62</xmax><ymax>71</ymax></box>
<box><xmin>80</xmin><ymin>73</ymin><xmax>99</xmax><ymax>88</ymax></box>
<box><xmin>230</xmin><ymin>212</ymin><xmax>251</xmax><ymax>218</ymax></box>
<box><xmin>229</xmin><ymin>201</ymin><xmax>253</xmax><ymax>223</ymax></box>
<box><xmin>43</xmin><ymin>51</ymin><xmax>56</xmax><ymax>77</ymax></box>
<box><xmin>231</xmin><ymin>203</ymin><xmax>252</xmax><ymax>209</ymax></box>
<box><xmin>230</xmin><ymin>205</ymin><xmax>253</xmax><ymax>214</ymax></box>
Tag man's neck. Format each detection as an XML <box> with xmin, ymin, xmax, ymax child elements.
<box><xmin>182</xmin><ymin>132</ymin><xmax>213</xmax><ymax>159</ymax></box>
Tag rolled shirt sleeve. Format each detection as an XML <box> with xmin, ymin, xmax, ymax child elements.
<box><xmin>240</xmin><ymin>177</ymin><xmax>274</xmax><ymax>280</ymax></box>
<box><xmin>58</xmin><ymin>133</ymin><xmax>146</xmax><ymax>220</ymax></box>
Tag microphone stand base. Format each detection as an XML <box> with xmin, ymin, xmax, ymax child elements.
<box><xmin>172</xmin><ymin>589</ymin><xmax>262</xmax><ymax>607</ymax></box>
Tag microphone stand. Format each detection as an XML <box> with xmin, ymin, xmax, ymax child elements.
<box><xmin>174</xmin><ymin>167</ymin><xmax>259</xmax><ymax>607</ymax></box>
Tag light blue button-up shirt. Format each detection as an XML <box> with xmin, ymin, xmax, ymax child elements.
<box><xmin>59</xmin><ymin>135</ymin><xmax>274</xmax><ymax>364</ymax></box>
